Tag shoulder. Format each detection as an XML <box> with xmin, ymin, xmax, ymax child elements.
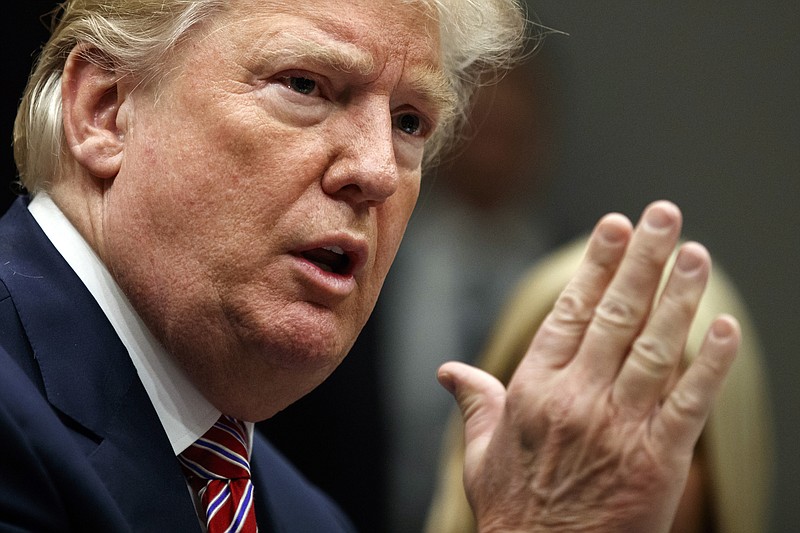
<box><xmin>251</xmin><ymin>431</ymin><xmax>358</xmax><ymax>533</ymax></box>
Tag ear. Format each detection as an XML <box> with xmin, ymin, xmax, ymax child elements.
<box><xmin>62</xmin><ymin>46</ymin><xmax>129</xmax><ymax>180</ymax></box>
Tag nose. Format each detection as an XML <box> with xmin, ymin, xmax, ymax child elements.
<box><xmin>321</xmin><ymin>106</ymin><xmax>400</xmax><ymax>207</ymax></box>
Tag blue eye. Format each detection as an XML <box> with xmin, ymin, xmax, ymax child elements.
<box><xmin>287</xmin><ymin>76</ymin><xmax>317</xmax><ymax>95</ymax></box>
<box><xmin>397</xmin><ymin>113</ymin><xmax>422</xmax><ymax>135</ymax></box>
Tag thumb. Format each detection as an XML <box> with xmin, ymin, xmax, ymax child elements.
<box><xmin>438</xmin><ymin>361</ymin><xmax>507</xmax><ymax>458</ymax></box>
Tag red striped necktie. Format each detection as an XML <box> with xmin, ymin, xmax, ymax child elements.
<box><xmin>179</xmin><ymin>415</ymin><xmax>258</xmax><ymax>533</ymax></box>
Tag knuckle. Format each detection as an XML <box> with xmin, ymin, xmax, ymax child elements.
<box><xmin>629</xmin><ymin>335</ymin><xmax>675</xmax><ymax>377</ymax></box>
<box><xmin>630</xmin><ymin>241</ymin><xmax>669</xmax><ymax>269</ymax></box>
<box><xmin>666</xmin><ymin>388</ymin><xmax>705</xmax><ymax>422</ymax></box>
<box><xmin>550</xmin><ymin>288</ymin><xmax>594</xmax><ymax>328</ymax></box>
<box><xmin>593</xmin><ymin>293</ymin><xmax>640</xmax><ymax>331</ymax></box>
<box><xmin>658</xmin><ymin>289</ymin><xmax>697</xmax><ymax>320</ymax></box>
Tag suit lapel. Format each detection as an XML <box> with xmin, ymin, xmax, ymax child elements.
<box><xmin>0</xmin><ymin>199</ymin><xmax>200</xmax><ymax>530</ymax></box>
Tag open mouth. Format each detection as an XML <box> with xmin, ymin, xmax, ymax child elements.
<box><xmin>300</xmin><ymin>246</ymin><xmax>352</xmax><ymax>275</ymax></box>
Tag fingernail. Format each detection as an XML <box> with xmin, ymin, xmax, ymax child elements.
<box><xmin>676</xmin><ymin>249</ymin><xmax>703</xmax><ymax>274</ymax></box>
<box><xmin>644</xmin><ymin>205</ymin><xmax>676</xmax><ymax>231</ymax></box>
<box><xmin>437</xmin><ymin>370</ymin><xmax>456</xmax><ymax>394</ymax></box>
<box><xmin>711</xmin><ymin>318</ymin><xmax>735</xmax><ymax>340</ymax></box>
<box><xmin>601</xmin><ymin>222</ymin><xmax>627</xmax><ymax>244</ymax></box>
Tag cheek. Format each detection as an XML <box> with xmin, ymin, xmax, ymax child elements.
<box><xmin>138</xmin><ymin>110</ymin><xmax>307</xmax><ymax>229</ymax></box>
<box><xmin>373</xmin><ymin>182</ymin><xmax>419</xmax><ymax>273</ymax></box>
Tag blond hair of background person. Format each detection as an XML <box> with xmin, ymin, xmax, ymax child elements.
<box><xmin>426</xmin><ymin>236</ymin><xmax>773</xmax><ymax>533</ymax></box>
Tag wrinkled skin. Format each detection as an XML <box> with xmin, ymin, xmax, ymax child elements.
<box><xmin>439</xmin><ymin>201</ymin><xmax>739</xmax><ymax>532</ymax></box>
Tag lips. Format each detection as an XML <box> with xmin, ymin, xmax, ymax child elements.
<box><xmin>294</xmin><ymin>237</ymin><xmax>367</xmax><ymax>278</ymax></box>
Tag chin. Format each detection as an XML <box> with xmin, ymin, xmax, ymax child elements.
<box><xmin>246</xmin><ymin>317</ymin><xmax>355</xmax><ymax>379</ymax></box>
<box><xmin>258</xmin><ymin>300</ymin><xmax>364</xmax><ymax>364</ymax></box>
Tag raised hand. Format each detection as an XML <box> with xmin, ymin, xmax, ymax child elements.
<box><xmin>438</xmin><ymin>201</ymin><xmax>740</xmax><ymax>532</ymax></box>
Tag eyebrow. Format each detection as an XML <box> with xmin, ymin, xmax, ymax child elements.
<box><xmin>261</xmin><ymin>34</ymin><xmax>457</xmax><ymax>123</ymax></box>
<box><xmin>262</xmin><ymin>34</ymin><xmax>376</xmax><ymax>77</ymax></box>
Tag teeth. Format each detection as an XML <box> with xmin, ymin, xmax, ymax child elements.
<box><xmin>323</xmin><ymin>246</ymin><xmax>345</xmax><ymax>256</ymax></box>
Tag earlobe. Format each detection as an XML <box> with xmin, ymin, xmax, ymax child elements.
<box><xmin>62</xmin><ymin>46</ymin><xmax>128</xmax><ymax>180</ymax></box>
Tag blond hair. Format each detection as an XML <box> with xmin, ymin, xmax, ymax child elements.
<box><xmin>13</xmin><ymin>0</ymin><xmax>528</xmax><ymax>194</ymax></box>
<box><xmin>425</xmin><ymin>237</ymin><xmax>774</xmax><ymax>533</ymax></box>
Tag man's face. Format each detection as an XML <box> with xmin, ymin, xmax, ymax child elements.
<box><xmin>98</xmin><ymin>0</ymin><xmax>449</xmax><ymax>419</ymax></box>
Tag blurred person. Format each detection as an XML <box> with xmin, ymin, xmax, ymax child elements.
<box><xmin>426</xmin><ymin>236</ymin><xmax>773</xmax><ymax>533</ymax></box>
<box><xmin>0</xmin><ymin>0</ymin><xmax>742</xmax><ymax>532</ymax></box>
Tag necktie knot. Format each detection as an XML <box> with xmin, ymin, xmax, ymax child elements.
<box><xmin>179</xmin><ymin>415</ymin><xmax>258</xmax><ymax>532</ymax></box>
<box><xmin>180</xmin><ymin>415</ymin><xmax>251</xmax><ymax>485</ymax></box>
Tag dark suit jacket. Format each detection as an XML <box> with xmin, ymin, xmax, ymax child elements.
<box><xmin>0</xmin><ymin>197</ymin><xmax>356</xmax><ymax>532</ymax></box>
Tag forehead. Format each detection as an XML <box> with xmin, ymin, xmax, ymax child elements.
<box><xmin>204</xmin><ymin>0</ymin><xmax>452</xmax><ymax>110</ymax></box>
<box><xmin>213</xmin><ymin>0</ymin><xmax>441</xmax><ymax>72</ymax></box>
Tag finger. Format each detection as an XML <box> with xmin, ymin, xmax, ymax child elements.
<box><xmin>651</xmin><ymin>315</ymin><xmax>740</xmax><ymax>453</ymax></box>
<box><xmin>526</xmin><ymin>213</ymin><xmax>632</xmax><ymax>368</ymax></box>
<box><xmin>572</xmin><ymin>201</ymin><xmax>682</xmax><ymax>384</ymax></box>
<box><xmin>611</xmin><ymin>242</ymin><xmax>711</xmax><ymax>413</ymax></box>
<box><xmin>438</xmin><ymin>362</ymin><xmax>506</xmax><ymax>464</ymax></box>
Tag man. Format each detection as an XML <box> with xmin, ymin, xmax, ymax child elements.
<box><xmin>0</xmin><ymin>0</ymin><xmax>739</xmax><ymax>531</ymax></box>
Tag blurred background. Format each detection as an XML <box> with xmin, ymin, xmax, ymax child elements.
<box><xmin>2</xmin><ymin>2</ymin><xmax>797</xmax><ymax>531</ymax></box>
